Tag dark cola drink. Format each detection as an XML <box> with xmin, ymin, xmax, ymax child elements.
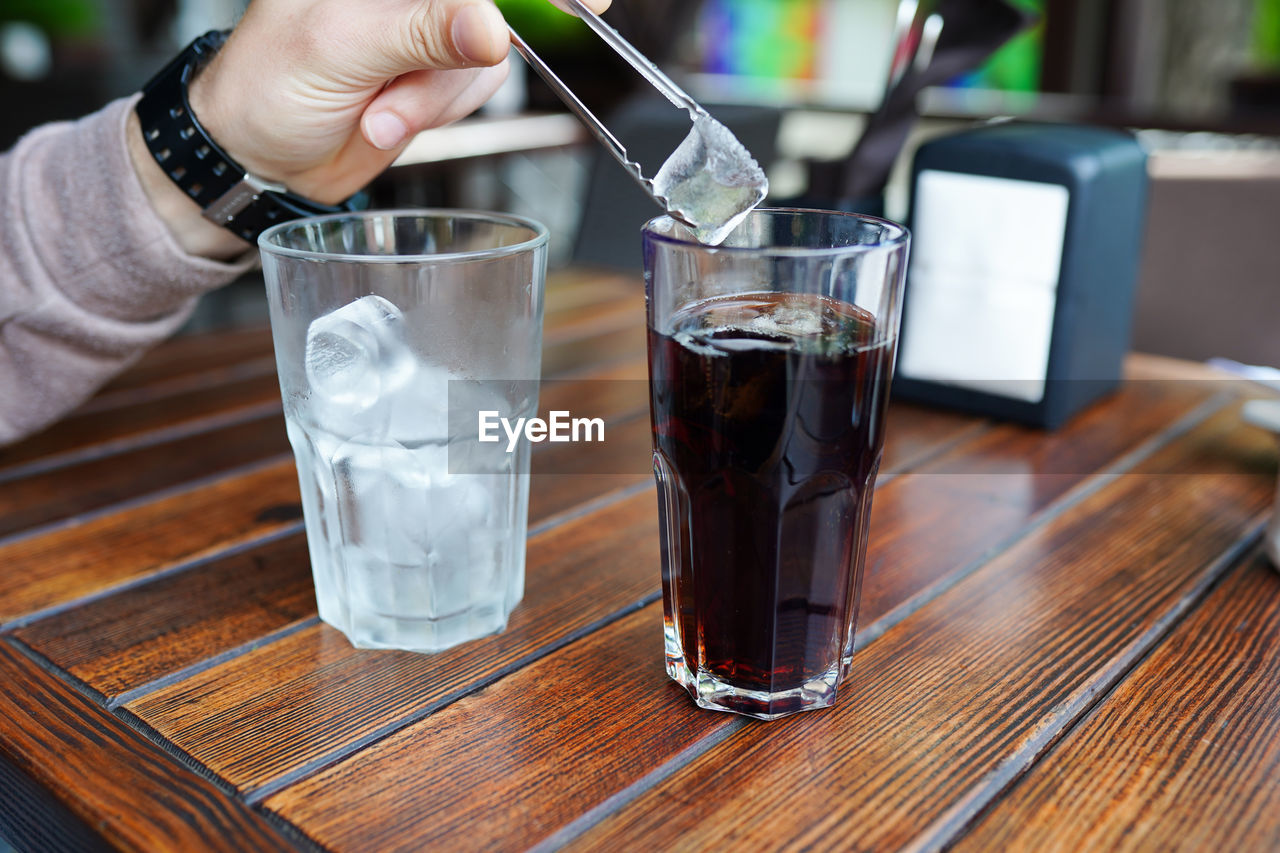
<box><xmin>648</xmin><ymin>291</ymin><xmax>892</xmax><ymax>718</ymax></box>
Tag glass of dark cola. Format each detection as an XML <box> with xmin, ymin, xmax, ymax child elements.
<box><xmin>644</xmin><ymin>209</ymin><xmax>910</xmax><ymax>719</ymax></box>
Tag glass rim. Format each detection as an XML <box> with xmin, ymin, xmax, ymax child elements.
<box><xmin>257</xmin><ymin>208</ymin><xmax>550</xmax><ymax>263</ymax></box>
<box><xmin>642</xmin><ymin>207</ymin><xmax>910</xmax><ymax>256</ymax></box>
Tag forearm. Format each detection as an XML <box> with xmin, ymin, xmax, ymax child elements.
<box><xmin>0</xmin><ymin>96</ymin><xmax>254</xmax><ymax>445</ymax></box>
<box><xmin>0</xmin><ymin>0</ymin><xmax>615</xmax><ymax>445</ymax></box>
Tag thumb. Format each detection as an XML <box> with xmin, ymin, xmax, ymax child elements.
<box><xmin>362</xmin><ymin>62</ymin><xmax>510</xmax><ymax>151</ymax></box>
<box><xmin>392</xmin><ymin>0</ymin><xmax>509</xmax><ymax>70</ymax></box>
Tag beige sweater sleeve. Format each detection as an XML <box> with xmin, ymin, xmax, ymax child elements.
<box><xmin>0</xmin><ymin>94</ymin><xmax>256</xmax><ymax>445</ymax></box>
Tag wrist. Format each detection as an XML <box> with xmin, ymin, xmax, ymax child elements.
<box><xmin>184</xmin><ymin>40</ymin><xmax>354</xmax><ymax>205</ymax></box>
<box><xmin>125</xmin><ymin>107</ymin><xmax>252</xmax><ymax>261</ymax></box>
<box><xmin>184</xmin><ymin>50</ymin><xmax>287</xmax><ymax>190</ymax></box>
<box><xmin>134</xmin><ymin>31</ymin><xmax>366</xmax><ymax>245</ymax></box>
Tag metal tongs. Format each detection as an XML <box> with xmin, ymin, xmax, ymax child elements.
<box><xmin>883</xmin><ymin>0</ymin><xmax>944</xmax><ymax>102</ymax></box>
<box><xmin>507</xmin><ymin>0</ymin><xmax>708</xmax><ymax>224</ymax></box>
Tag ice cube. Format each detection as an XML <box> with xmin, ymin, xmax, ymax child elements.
<box><xmin>332</xmin><ymin>438</ymin><xmax>439</xmax><ymax>618</ymax></box>
<box><xmin>332</xmin><ymin>438</ymin><xmax>498</xmax><ymax>619</ymax></box>
<box><xmin>674</xmin><ymin>331</ymin><xmax>725</xmax><ymax>359</ymax></box>
<box><xmin>421</xmin><ymin>466</ymin><xmax>501</xmax><ymax>618</ymax></box>
<box><xmin>750</xmin><ymin>303</ymin><xmax>824</xmax><ymax>339</ymax></box>
<box><xmin>386</xmin><ymin>362</ymin><xmax>452</xmax><ymax>444</ymax></box>
<box><xmin>305</xmin><ymin>295</ymin><xmax>417</xmax><ymax>436</ymax></box>
<box><xmin>332</xmin><ymin>439</ymin><xmax>427</xmax><ymax>570</ymax></box>
<box><xmin>653</xmin><ymin>114</ymin><xmax>769</xmax><ymax>246</ymax></box>
<box><xmin>285</xmin><ymin>418</ymin><xmax>349</xmax><ymax>627</ymax></box>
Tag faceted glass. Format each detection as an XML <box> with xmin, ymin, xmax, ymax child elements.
<box><xmin>259</xmin><ymin>210</ymin><xmax>548</xmax><ymax>652</ymax></box>
<box><xmin>644</xmin><ymin>209</ymin><xmax>909</xmax><ymax>718</ymax></box>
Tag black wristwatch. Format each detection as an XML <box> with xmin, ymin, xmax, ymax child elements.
<box><xmin>135</xmin><ymin>30</ymin><xmax>365</xmax><ymax>243</ymax></box>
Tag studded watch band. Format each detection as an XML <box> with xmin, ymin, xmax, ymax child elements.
<box><xmin>135</xmin><ymin>30</ymin><xmax>363</xmax><ymax>243</ymax></box>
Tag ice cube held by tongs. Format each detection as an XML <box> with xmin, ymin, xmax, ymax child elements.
<box><xmin>508</xmin><ymin>0</ymin><xmax>768</xmax><ymax>245</ymax></box>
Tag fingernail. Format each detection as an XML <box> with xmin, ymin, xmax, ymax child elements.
<box><xmin>453</xmin><ymin>3</ymin><xmax>506</xmax><ymax>64</ymax></box>
<box><xmin>365</xmin><ymin>111</ymin><xmax>409</xmax><ymax>150</ymax></box>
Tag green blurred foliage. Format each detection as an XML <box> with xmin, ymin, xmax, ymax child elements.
<box><xmin>0</xmin><ymin>0</ymin><xmax>100</xmax><ymax>36</ymax></box>
<box><xmin>968</xmin><ymin>0</ymin><xmax>1042</xmax><ymax>91</ymax></box>
<box><xmin>496</xmin><ymin>0</ymin><xmax>593</xmax><ymax>45</ymax></box>
<box><xmin>1257</xmin><ymin>0</ymin><xmax>1280</xmax><ymax>66</ymax></box>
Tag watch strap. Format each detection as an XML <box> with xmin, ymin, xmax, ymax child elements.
<box><xmin>136</xmin><ymin>30</ymin><xmax>363</xmax><ymax>243</ymax></box>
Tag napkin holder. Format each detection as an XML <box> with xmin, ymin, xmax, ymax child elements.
<box><xmin>893</xmin><ymin>123</ymin><xmax>1149</xmax><ymax>429</ymax></box>
<box><xmin>1243</xmin><ymin>399</ymin><xmax>1280</xmax><ymax>571</ymax></box>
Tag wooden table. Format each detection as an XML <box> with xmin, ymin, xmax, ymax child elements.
<box><xmin>1</xmin><ymin>269</ymin><xmax>1278</xmax><ymax>852</ymax></box>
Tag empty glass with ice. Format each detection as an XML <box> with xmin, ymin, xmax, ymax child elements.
<box><xmin>259</xmin><ymin>211</ymin><xmax>548</xmax><ymax>653</ymax></box>
<box><xmin>645</xmin><ymin>209</ymin><xmax>909</xmax><ymax>719</ymax></box>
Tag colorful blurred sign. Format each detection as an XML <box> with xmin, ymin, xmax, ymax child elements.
<box><xmin>695</xmin><ymin>0</ymin><xmax>1043</xmax><ymax>94</ymax></box>
<box><xmin>699</xmin><ymin>0</ymin><xmax>820</xmax><ymax>78</ymax></box>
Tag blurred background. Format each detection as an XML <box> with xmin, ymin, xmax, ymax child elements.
<box><xmin>1</xmin><ymin>0</ymin><xmax>1278</xmax><ymax>363</ymax></box>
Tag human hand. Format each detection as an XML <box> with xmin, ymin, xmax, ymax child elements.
<box><xmin>187</xmin><ymin>0</ymin><xmax>611</xmax><ymax>205</ymax></box>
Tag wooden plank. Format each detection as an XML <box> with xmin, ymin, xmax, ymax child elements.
<box><xmin>543</xmin><ymin>295</ymin><xmax>641</xmax><ymax>350</ymax></box>
<box><xmin>858</xmin><ymin>379</ymin><xmax>1214</xmax><ymax>628</ymax></box>
<box><xmin>0</xmin><ymin>413</ymin><xmax>291</xmax><ymax>539</ymax></box>
<box><xmin>0</xmin><ymin>272</ymin><xmax>635</xmax><ymax>480</ymax></box>
<box><xmin>17</xmin><ymin>389</ymin><xmax>985</xmax><ymax>705</ymax></box>
<box><xmin>88</xmin><ymin>268</ymin><xmax>632</xmax><ymax>401</ymax></box>
<box><xmin>14</xmin><ymin>534</ymin><xmax>316</xmax><ymax>699</ymax></box>
<box><xmin>528</xmin><ymin>413</ymin><xmax>653</xmax><ymax>523</ymax></box>
<box><xmin>0</xmin><ymin>459</ymin><xmax>301</xmax><ymax>626</ymax></box>
<box><xmin>540</xmin><ymin>269</ymin><xmax>640</xmax><ymax>322</ymax></box>
<box><xmin>555</xmin><ymin>406</ymin><xmax>1274</xmax><ymax>851</ymax></box>
<box><xmin>0</xmin><ymin>360</ymin><xmax>658</xmax><ymax>609</ymax></box>
<box><xmin>128</xmin><ymin>382</ymin><xmax>1204</xmax><ymax>800</ymax></box>
<box><xmin>126</xmin><ymin>490</ymin><xmax>665</xmax><ymax>793</ymax></box>
<box><xmin>1125</xmin><ymin>351</ymin><xmax>1242</xmax><ymax>382</ymax></box>
<box><xmin>264</xmin><ymin>605</ymin><xmax>724</xmax><ymax>852</ymax></box>
<box><xmin>0</xmin><ymin>408</ymin><xmax>650</xmax><ymax>632</ymax></box>
<box><xmin>879</xmin><ymin>402</ymin><xmax>990</xmax><ymax>473</ymax></box>
<box><xmin>7</xmin><ymin>408</ymin><xmax>649</xmax><ymax>698</ymax></box>
<box><xmin>0</xmin><ymin>330</ymin><xmax>648</xmax><ymax>624</ymax></box>
<box><xmin>534</xmin><ymin>267</ymin><xmax>642</xmax><ymax>379</ymax></box>
<box><xmin>83</xmin><ymin>356</ymin><xmax>278</xmax><ymax>417</ymax></box>
<box><xmin>537</xmin><ymin>360</ymin><xmax>649</xmax><ymax>420</ymax></box>
<box><xmin>0</xmin><ymin>373</ymin><xmax>282</xmax><ymax>474</ymax></box>
<box><xmin>953</xmin><ymin>552</ymin><xmax>1280</xmax><ymax>852</ymax></box>
<box><xmin>540</xmin><ymin>320</ymin><xmax>647</xmax><ymax>379</ymax></box>
<box><xmin>0</xmin><ymin>641</ymin><xmax>294</xmax><ymax>852</ymax></box>
<box><xmin>94</xmin><ymin>325</ymin><xmax>274</xmax><ymax>397</ymax></box>
<box><xmin>257</xmin><ymin>400</ymin><xmax>1271</xmax><ymax>852</ymax></box>
<box><xmin>0</xmin><ymin>352</ymin><xmax>651</xmax><ymax>665</ymax></box>
<box><xmin>0</xmin><ymin>747</ymin><xmax>115</xmax><ymax>853</ymax></box>
<box><xmin>0</xmin><ymin>310</ymin><xmax>650</xmax><ymax>515</ymax></box>
<box><xmin>9</xmin><ymin>446</ymin><xmax>631</xmax><ymax>703</ymax></box>
<box><xmin>527</xmin><ymin>401</ymin><xmax>989</xmax><ymax>527</ymax></box>
<box><xmin>542</xmin><ymin>273</ymin><xmax>640</xmax><ymax>326</ymax></box>
<box><xmin>14</xmin><ymin>414</ymin><xmax>652</xmax><ymax>700</ymax></box>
